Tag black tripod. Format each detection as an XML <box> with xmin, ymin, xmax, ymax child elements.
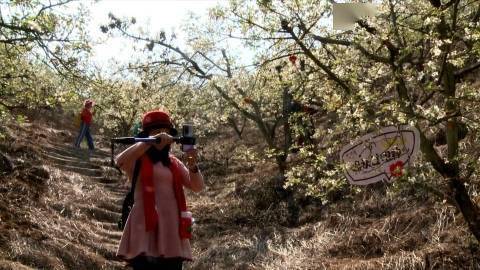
<box><xmin>110</xmin><ymin>136</ymin><xmax>196</xmax><ymax>167</ymax></box>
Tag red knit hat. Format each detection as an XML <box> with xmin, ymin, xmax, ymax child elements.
<box><xmin>142</xmin><ymin>110</ymin><xmax>173</xmax><ymax>130</ymax></box>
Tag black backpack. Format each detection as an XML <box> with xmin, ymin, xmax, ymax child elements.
<box><xmin>117</xmin><ymin>159</ymin><xmax>141</xmax><ymax>230</ymax></box>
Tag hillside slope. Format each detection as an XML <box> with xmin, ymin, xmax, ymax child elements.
<box><xmin>0</xmin><ymin>114</ymin><xmax>479</xmax><ymax>270</ymax></box>
<box><xmin>0</xmin><ymin>119</ymin><xmax>127</xmax><ymax>269</ymax></box>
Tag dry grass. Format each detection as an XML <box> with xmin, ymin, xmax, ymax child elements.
<box><xmin>184</xmin><ymin>124</ymin><xmax>480</xmax><ymax>269</ymax></box>
<box><xmin>0</xmin><ymin>116</ymin><xmax>125</xmax><ymax>270</ymax></box>
<box><xmin>0</xmin><ymin>114</ymin><xmax>479</xmax><ymax>269</ymax></box>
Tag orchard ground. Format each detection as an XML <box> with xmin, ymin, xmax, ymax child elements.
<box><xmin>0</xmin><ymin>109</ymin><xmax>479</xmax><ymax>270</ymax></box>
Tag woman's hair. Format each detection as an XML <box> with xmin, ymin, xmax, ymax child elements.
<box><xmin>84</xmin><ymin>99</ymin><xmax>93</xmax><ymax>108</ymax></box>
<box><xmin>145</xmin><ymin>144</ymin><xmax>171</xmax><ymax>167</ymax></box>
<box><xmin>143</xmin><ymin>127</ymin><xmax>173</xmax><ymax>166</ymax></box>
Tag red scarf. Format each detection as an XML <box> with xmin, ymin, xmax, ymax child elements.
<box><xmin>140</xmin><ymin>155</ymin><xmax>187</xmax><ymax>232</ymax></box>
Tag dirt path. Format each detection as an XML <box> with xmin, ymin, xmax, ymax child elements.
<box><xmin>0</xmin><ymin>121</ymin><xmax>233</xmax><ymax>269</ymax></box>
<box><xmin>41</xmin><ymin>141</ymin><xmax>128</xmax><ymax>269</ymax></box>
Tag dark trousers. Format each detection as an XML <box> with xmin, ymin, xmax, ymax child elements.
<box><xmin>74</xmin><ymin>122</ymin><xmax>94</xmax><ymax>150</ymax></box>
<box><xmin>128</xmin><ymin>256</ymin><xmax>183</xmax><ymax>270</ymax></box>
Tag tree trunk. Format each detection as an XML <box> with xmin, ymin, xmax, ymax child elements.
<box><xmin>227</xmin><ymin>116</ymin><xmax>245</xmax><ymax>139</ymax></box>
<box><xmin>443</xmin><ymin>63</ymin><xmax>480</xmax><ymax>242</ymax></box>
<box><xmin>273</xmin><ymin>156</ymin><xmax>299</xmax><ymax>226</ymax></box>
<box><xmin>283</xmin><ymin>88</ymin><xmax>293</xmax><ymax>157</ymax></box>
<box><xmin>449</xmin><ymin>177</ymin><xmax>480</xmax><ymax>241</ymax></box>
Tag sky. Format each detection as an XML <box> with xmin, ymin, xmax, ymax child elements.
<box><xmin>87</xmin><ymin>0</ymin><xmax>223</xmax><ymax>72</ymax></box>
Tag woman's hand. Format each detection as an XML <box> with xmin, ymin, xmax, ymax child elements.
<box><xmin>152</xmin><ymin>132</ymin><xmax>174</xmax><ymax>149</ymax></box>
<box><xmin>183</xmin><ymin>148</ymin><xmax>204</xmax><ymax>191</ymax></box>
<box><xmin>184</xmin><ymin>149</ymin><xmax>199</xmax><ymax>170</ymax></box>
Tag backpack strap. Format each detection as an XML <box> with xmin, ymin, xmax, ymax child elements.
<box><xmin>118</xmin><ymin>158</ymin><xmax>142</xmax><ymax>230</ymax></box>
<box><xmin>130</xmin><ymin>159</ymin><xmax>142</xmax><ymax>200</ymax></box>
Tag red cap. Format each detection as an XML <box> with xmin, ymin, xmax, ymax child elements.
<box><xmin>142</xmin><ymin>110</ymin><xmax>173</xmax><ymax>130</ymax></box>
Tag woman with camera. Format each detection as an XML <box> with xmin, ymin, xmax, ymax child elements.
<box><xmin>114</xmin><ymin>110</ymin><xmax>205</xmax><ymax>270</ymax></box>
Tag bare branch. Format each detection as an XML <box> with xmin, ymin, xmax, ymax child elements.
<box><xmin>0</xmin><ymin>21</ymin><xmax>42</xmax><ymax>34</ymax></box>
<box><xmin>36</xmin><ymin>0</ymin><xmax>76</xmax><ymax>18</ymax></box>
<box><xmin>388</xmin><ymin>0</ymin><xmax>405</xmax><ymax>47</ymax></box>
<box><xmin>437</xmin><ymin>1</ymin><xmax>461</xmax><ymax>85</ymax></box>
<box><xmin>226</xmin><ymin>33</ymin><xmax>290</xmax><ymax>41</ymax></box>
<box><xmin>429</xmin><ymin>111</ymin><xmax>462</xmax><ymax>127</ymax></box>
<box><xmin>473</xmin><ymin>3</ymin><xmax>480</xmax><ymax>22</ymax></box>
<box><xmin>419</xmin><ymin>91</ymin><xmax>436</xmax><ymax>106</ymax></box>
<box><xmin>451</xmin><ymin>0</ymin><xmax>461</xmax><ymax>32</ymax></box>
<box><xmin>454</xmin><ymin>61</ymin><xmax>480</xmax><ymax>79</ymax></box>
<box><xmin>354</xmin><ymin>19</ymin><xmax>399</xmax><ymax>61</ymax></box>
<box><xmin>391</xmin><ymin>63</ymin><xmax>450</xmax><ymax>178</ymax></box>
<box><xmin>231</xmin><ymin>11</ymin><xmax>271</xmax><ymax>32</ymax></box>
<box><xmin>310</xmin><ymin>34</ymin><xmax>390</xmax><ymax>63</ymax></box>
<box><xmin>0</xmin><ymin>36</ymin><xmax>78</xmax><ymax>44</ymax></box>
<box><xmin>255</xmin><ymin>53</ymin><xmax>296</xmax><ymax>68</ymax></box>
<box><xmin>0</xmin><ymin>100</ymin><xmax>26</xmax><ymax>111</ymax></box>
<box><xmin>281</xmin><ymin>20</ymin><xmax>351</xmax><ymax>94</ymax></box>
<box><xmin>221</xmin><ymin>49</ymin><xmax>232</xmax><ymax>78</ymax></box>
<box><xmin>116</xmin><ymin>28</ymin><xmax>212</xmax><ymax>79</ymax></box>
<box><xmin>212</xmin><ymin>84</ymin><xmax>257</xmax><ymax>121</ymax></box>
<box><xmin>356</xmin><ymin>19</ymin><xmax>377</xmax><ymax>35</ymax></box>
<box><xmin>197</xmin><ymin>51</ymin><xmax>228</xmax><ymax>75</ymax></box>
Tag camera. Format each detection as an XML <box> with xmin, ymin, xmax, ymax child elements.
<box><xmin>180</xmin><ymin>123</ymin><xmax>195</xmax><ymax>152</ymax></box>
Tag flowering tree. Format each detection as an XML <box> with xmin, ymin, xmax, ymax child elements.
<box><xmin>245</xmin><ymin>0</ymin><xmax>480</xmax><ymax>240</ymax></box>
<box><xmin>100</xmin><ymin>0</ymin><xmax>480</xmax><ymax>236</ymax></box>
<box><xmin>0</xmin><ymin>0</ymin><xmax>91</xmax><ymax>115</ymax></box>
<box><xmin>101</xmin><ymin>12</ymin><xmax>308</xmax><ymax>177</ymax></box>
